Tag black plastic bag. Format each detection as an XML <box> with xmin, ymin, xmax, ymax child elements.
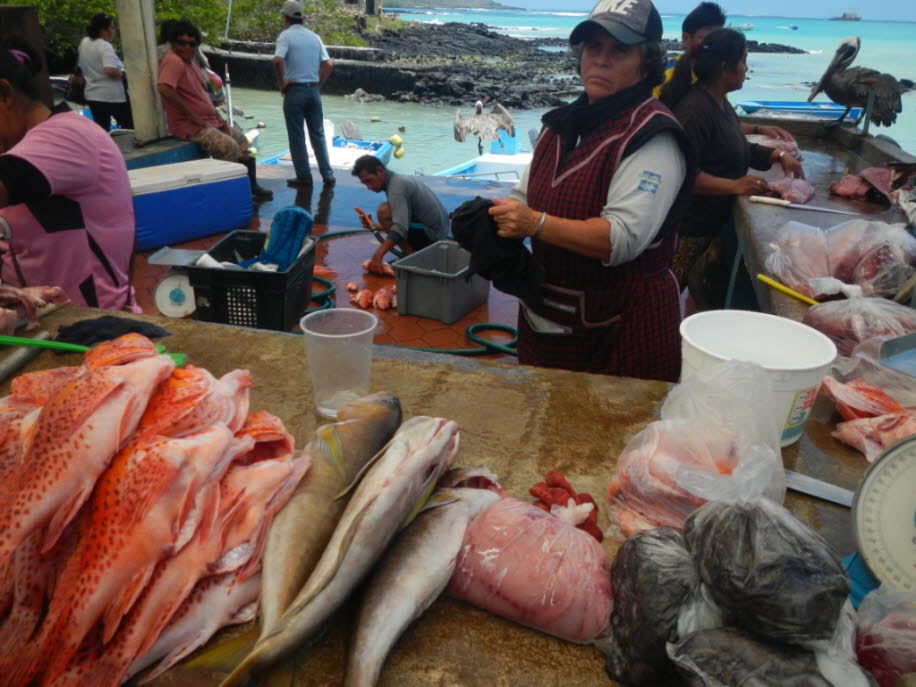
<box><xmin>669</xmin><ymin>627</ymin><xmax>832</xmax><ymax>687</ymax></box>
<box><xmin>684</xmin><ymin>499</ymin><xmax>849</xmax><ymax>643</ymax></box>
<box><xmin>597</xmin><ymin>528</ymin><xmax>699</xmax><ymax>686</ymax></box>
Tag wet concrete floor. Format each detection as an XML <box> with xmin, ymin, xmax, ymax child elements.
<box><xmin>132</xmin><ymin>163</ymin><xmax>520</xmax><ymax>362</ymax></box>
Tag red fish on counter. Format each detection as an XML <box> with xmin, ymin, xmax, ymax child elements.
<box><xmin>0</xmin><ymin>337</ymin><xmax>174</xmax><ymax>567</ymax></box>
<box><xmin>820</xmin><ymin>376</ymin><xmax>906</xmax><ymax>421</ymax></box>
<box><xmin>128</xmin><ymin>569</ymin><xmax>262</xmax><ymax>683</ymax></box>
<box><xmin>832</xmin><ymin>412</ymin><xmax>916</xmax><ymax>462</ymax></box>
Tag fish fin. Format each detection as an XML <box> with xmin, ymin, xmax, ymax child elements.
<box><xmin>333</xmin><ymin>438</ymin><xmax>393</xmax><ymax>500</ymax></box>
<box><xmin>399</xmin><ymin>471</ymin><xmax>443</xmax><ymax>530</ymax></box>
<box><xmin>312</xmin><ymin>422</ymin><xmax>349</xmax><ymax>481</ymax></box>
<box><xmin>41</xmin><ymin>482</ymin><xmax>92</xmax><ymax>554</ymax></box>
<box><xmin>413</xmin><ymin>489</ymin><xmax>461</xmax><ymax>517</ymax></box>
<box><xmin>102</xmin><ymin>565</ymin><xmax>155</xmax><ymax>643</ymax></box>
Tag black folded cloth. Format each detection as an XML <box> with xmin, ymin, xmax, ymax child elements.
<box><xmin>55</xmin><ymin>315</ymin><xmax>172</xmax><ymax>352</ymax></box>
<box><xmin>450</xmin><ymin>196</ymin><xmax>544</xmax><ymax>304</ymax></box>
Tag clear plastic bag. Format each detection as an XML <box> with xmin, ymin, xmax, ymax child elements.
<box><xmin>607</xmin><ymin>361</ymin><xmax>785</xmax><ymax>536</ymax></box>
<box><xmin>684</xmin><ymin>499</ymin><xmax>850</xmax><ymax>644</ymax></box>
<box><xmin>764</xmin><ymin>221</ymin><xmax>830</xmax><ymax>298</ymax></box>
<box><xmin>832</xmin><ymin>336</ymin><xmax>916</xmax><ymax>408</ymax></box>
<box><xmin>856</xmin><ymin>586</ymin><xmax>916</xmax><ymax>687</ymax></box>
<box><xmin>802</xmin><ymin>297</ymin><xmax>916</xmax><ymax>356</ymax></box>
<box><xmin>764</xmin><ymin>219</ymin><xmax>916</xmax><ymax>299</ymax></box>
<box><xmin>447</xmin><ymin>497</ymin><xmax>612</xmax><ymax>643</ymax></box>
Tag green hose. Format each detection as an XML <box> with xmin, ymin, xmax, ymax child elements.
<box><xmin>300</xmin><ymin>233</ymin><xmax>516</xmax><ymax>356</ymax></box>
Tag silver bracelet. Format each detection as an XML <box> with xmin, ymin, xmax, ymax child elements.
<box><xmin>532</xmin><ymin>211</ymin><xmax>547</xmax><ymax>239</ymax></box>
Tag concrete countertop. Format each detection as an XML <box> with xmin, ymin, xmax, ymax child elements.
<box><xmin>1</xmin><ymin>307</ymin><xmax>869</xmax><ymax>687</ymax></box>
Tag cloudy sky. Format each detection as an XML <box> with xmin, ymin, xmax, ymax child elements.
<box><xmin>509</xmin><ymin>0</ymin><xmax>915</xmax><ymax>22</ymax></box>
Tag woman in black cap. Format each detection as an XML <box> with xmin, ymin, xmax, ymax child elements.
<box><xmin>487</xmin><ymin>0</ymin><xmax>694</xmax><ymax>383</ymax></box>
<box><xmin>77</xmin><ymin>13</ymin><xmax>133</xmax><ymax>131</ymax></box>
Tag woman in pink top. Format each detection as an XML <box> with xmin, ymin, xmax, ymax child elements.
<box><xmin>0</xmin><ymin>41</ymin><xmax>138</xmax><ymax>311</ymax></box>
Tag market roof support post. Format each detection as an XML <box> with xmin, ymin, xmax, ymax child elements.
<box><xmin>115</xmin><ymin>0</ymin><xmax>166</xmax><ymax>143</ymax></box>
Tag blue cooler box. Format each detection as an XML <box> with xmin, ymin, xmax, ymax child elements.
<box><xmin>129</xmin><ymin>159</ymin><xmax>253</xmax><ymax>252</ymax></box>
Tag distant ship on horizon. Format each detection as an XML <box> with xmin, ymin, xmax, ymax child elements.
<box><xmin>830</xmin><ymin>11</ymin><xmax>862</xmax><ymax>21</ymax></box>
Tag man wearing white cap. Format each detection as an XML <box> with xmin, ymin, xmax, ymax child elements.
<box><xmin>273</xmin><ymin>0</ymin><xmax>335</xmax><ymax>187</ymax></box>
<box><xmin>487</xmin><ymin>0</ymin><xmax>695</xmax><ymax>383</ymax></box>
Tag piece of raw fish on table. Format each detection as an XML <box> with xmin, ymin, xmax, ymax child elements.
<box><xmin>221</xmin><ymin>415</ymin><xmax>457</xmax><ymax>687</ymax></box>
<box><xmin>0</xmin><ymin>336</ymin><xmax>174</xmax><ymax>567</ymax></box>
<box><xmin>767</xmin><ymin>176</ymin><xmax>815</xmax><ymax>204</ymax></box>
<box><xmin>803</xmin><ymin>297</ymin><xmax>916</xmax><ymax>356</ymax></box>
<box><xmin>258</xmin><ymin>392</ymin><xmax>402</xmax><ymax>639</ymax></box>
<box><xmin>346</xmin><ymin>486</ymin><xmax>502</xmax><ymax>687</ymax></box>
<box><xmin>447</xmin><ymin>496</ymin><xmax>613</xmax><ymax>644</ymax></box>
<box><xmin>128</xmin><ymin>569</ymin><xmax>263</xmax><ymax>683</ymax></box>
<box><xmin>820</xmin><ymin>376</ymin><xmax>906</xmax><ymax>420</ymax></box>
<box><xmin>832</xmin><ymin>412</ymin><xmax>916</xmax><ymax>461</ymax></box>
<box><xmin>76</xmin><ymin>413</ymin><xmax>307</xmax><ymax>687</ymax></box>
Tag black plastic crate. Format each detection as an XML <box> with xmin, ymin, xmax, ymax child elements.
<box><xmin>185</xmin><ymin>230</ymin><xmax>315</xmax><ymax>331</ymax></box>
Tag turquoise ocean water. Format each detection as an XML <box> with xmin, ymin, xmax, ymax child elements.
<box><xmin>233</xmin><ymin>9</ymin><xmax>916</xmax><ymax>174</ymax></box>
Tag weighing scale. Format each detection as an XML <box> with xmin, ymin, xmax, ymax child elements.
<box><xmin>852</xmin><ymin>435</ymin><xmax>916</xmax><ymax>592</ymax></box>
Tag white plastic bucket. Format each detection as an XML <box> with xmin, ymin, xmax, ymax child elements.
<box><xmin>680</xmin><ymin>310</ymin><xmax>837</xmax><ymax>446</ymax></box>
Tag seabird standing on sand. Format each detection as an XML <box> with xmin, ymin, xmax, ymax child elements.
<box><xmin>453</xmin><ymin>100</ymin><xmax>515</xmax><ymax>154</ymax></box>
<box><xmin>808</xmin><ymin>36</ymin><xmax>903</xmax><ymax>127</ymax></box>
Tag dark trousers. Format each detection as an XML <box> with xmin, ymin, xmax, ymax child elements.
<box><xmin>406</xmin><ymin>226</ymin><xmax>434</xmax><ymax>252</ymax></box>
<box><xmin>87</xmin><ymin>99</ymin><xmax>133</xmax><ymax>131</ymax></box>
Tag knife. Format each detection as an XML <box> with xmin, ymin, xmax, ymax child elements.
<box><xmin>784</xmin><ymin>469</ymin><xmax>854</xmax><ymax>507</ymax></box>
<box><xmin>749</xmin><ymin>195</ymin><xmax>861</xmax><ymax>216</ymax></box>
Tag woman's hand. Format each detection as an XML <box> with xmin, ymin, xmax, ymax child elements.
<box><xmin>488</xmin><ymin>198</ymin><xmax>540</xmax><ymax>239</ymax></box>
<box><xmin>732</xmin><ymin>175</ymin><xmax>769</xmax><ymax>196</ymax></box>
<box><xmin>778</xmin><ymin>153</ymin><xmax>806</xmax><ymax>179</ymax></box>
<box><xmin>758</xmin><ymin>125</ymin><xmax>794</xmax><ymax>142</ymax></box>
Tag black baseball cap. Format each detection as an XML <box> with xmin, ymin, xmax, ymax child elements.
<box><xmin>570</xmin><ymin>0</ymin><xmax>664</xmax><ymax>45</ymax></box>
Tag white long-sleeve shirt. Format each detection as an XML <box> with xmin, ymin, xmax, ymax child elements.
<box><xmin>508</xmin><ymin>131</ymin><xmax>686</xmax><ymax>266</ymax></box>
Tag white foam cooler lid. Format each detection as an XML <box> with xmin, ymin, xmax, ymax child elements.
<box><xmin>128</xmin><ymin>159</ymin><xmax>247</xmax><ymax>195</ymax></box>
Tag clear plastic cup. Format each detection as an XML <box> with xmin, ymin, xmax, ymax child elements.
<box><xmin>300</xmin><ymin>309</ymin><xmax>378</xmax><ymax>418</ymax></box>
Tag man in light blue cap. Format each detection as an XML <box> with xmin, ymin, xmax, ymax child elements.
<box><xmin>273</xmin><ymin>0</ymin><xmax>335</xmax><ymax>188</ymax></box>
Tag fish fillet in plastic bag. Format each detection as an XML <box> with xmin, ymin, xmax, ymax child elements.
<box><xmin>856</xmin><ymin>586</ymin><xmax>916</xmax><ymax>687</ymax></box>
<box><xmin>448</xmin><ymin>497</ymin><xmax>612</xmax><ymax>643</ymax></box>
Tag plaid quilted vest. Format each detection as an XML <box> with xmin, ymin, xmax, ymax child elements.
<box><xmin>519</xmin><ymin>97</ymin><xmax>690</xmax><ymax>380</ymax></box>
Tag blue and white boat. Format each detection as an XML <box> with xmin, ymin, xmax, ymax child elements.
<box><xmin>264</xmin><ymin>119</ymin><xmax>393</xmax><ymax>170</ymax></box>
<box><xmin>736</xmin><ymin>100</ymin><xmax>863</xmax><ymax>121</ymax></box>
<box><xmin>435</xmin><ymin>129</ymin><xmax>531</xmax><ymax>183</ymax></box>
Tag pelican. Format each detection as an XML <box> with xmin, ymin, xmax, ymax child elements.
<box><xmin>453</xmin><ymin>100</ymin><xmax>515</xmax><ymax>154</ymax></box>
<box><xmin>808</xmin><ymin>36</ymin><xmax>903</xmax><ymax>127</ymax></box>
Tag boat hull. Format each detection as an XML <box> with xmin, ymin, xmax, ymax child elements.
<box><xmin>736</xmin><ymin>100</ymin><xmax>863</xmax><ymax>120</ymax></box>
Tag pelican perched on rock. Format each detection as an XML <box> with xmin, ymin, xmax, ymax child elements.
<box><xmin>808</xmin><ymin>36</ymin><xmax>903</xmax><ymax>127</ymax></box>
<box><xmin>454</xmin><ymin>100</ymin><xmax>515</xmax><ymax>154</ymax></box>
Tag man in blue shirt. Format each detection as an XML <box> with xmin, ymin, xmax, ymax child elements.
<box><xmin>273</xmin><ymin>0</ymin><xmax>335</xmax><ymax>187</ymax></box>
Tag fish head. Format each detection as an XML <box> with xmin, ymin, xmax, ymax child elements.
<box><xmin>438</xmin><ymin>465</ymin><xmax>505</xmax><ymax>497</ymax></box>
<box><xmin>393</xmin><ymin>417</ymin><xmax>460</xmax><ymax>527</ymax></box>
<box><xmin>81</xmin><ymin>333</ymin><xmax>161</xmax><ymax>369</ymax></box>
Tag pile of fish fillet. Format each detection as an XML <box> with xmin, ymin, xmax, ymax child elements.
<box><xmin>0</xmin><ymin>333</ymin><xmax>308</xmax><ymax>687</ymax></box>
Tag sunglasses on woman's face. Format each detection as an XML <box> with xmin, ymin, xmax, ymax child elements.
<box><xmin>174</xmin><ymin>39</ymin><xmax>198</xmax><ymax>47</ymax></box>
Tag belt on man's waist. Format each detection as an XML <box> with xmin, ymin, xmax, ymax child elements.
<box><xmin>288</xmin><ymin>81</ymin><xmax>319</xmax><ymax>88</ymax></box>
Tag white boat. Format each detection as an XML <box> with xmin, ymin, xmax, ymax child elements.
<box><xmin>728</xmin><ymin>22</ymin><xmax>754</xmax><ymax>31</ymax></box>
<box><xmin>264</xmin><ymin>119</ymin><xmax>394</xmax><ymax>170</ymax></box>
<box><xmin>435</xmin><ymin>130</ymin><xmax>531</xmax><ymax>183</ymax></box>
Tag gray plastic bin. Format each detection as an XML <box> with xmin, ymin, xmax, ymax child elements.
<box><xmin>393</xmin><ymin>241</ymin><xmax>490</xmax><ymax>324</ymax></box>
